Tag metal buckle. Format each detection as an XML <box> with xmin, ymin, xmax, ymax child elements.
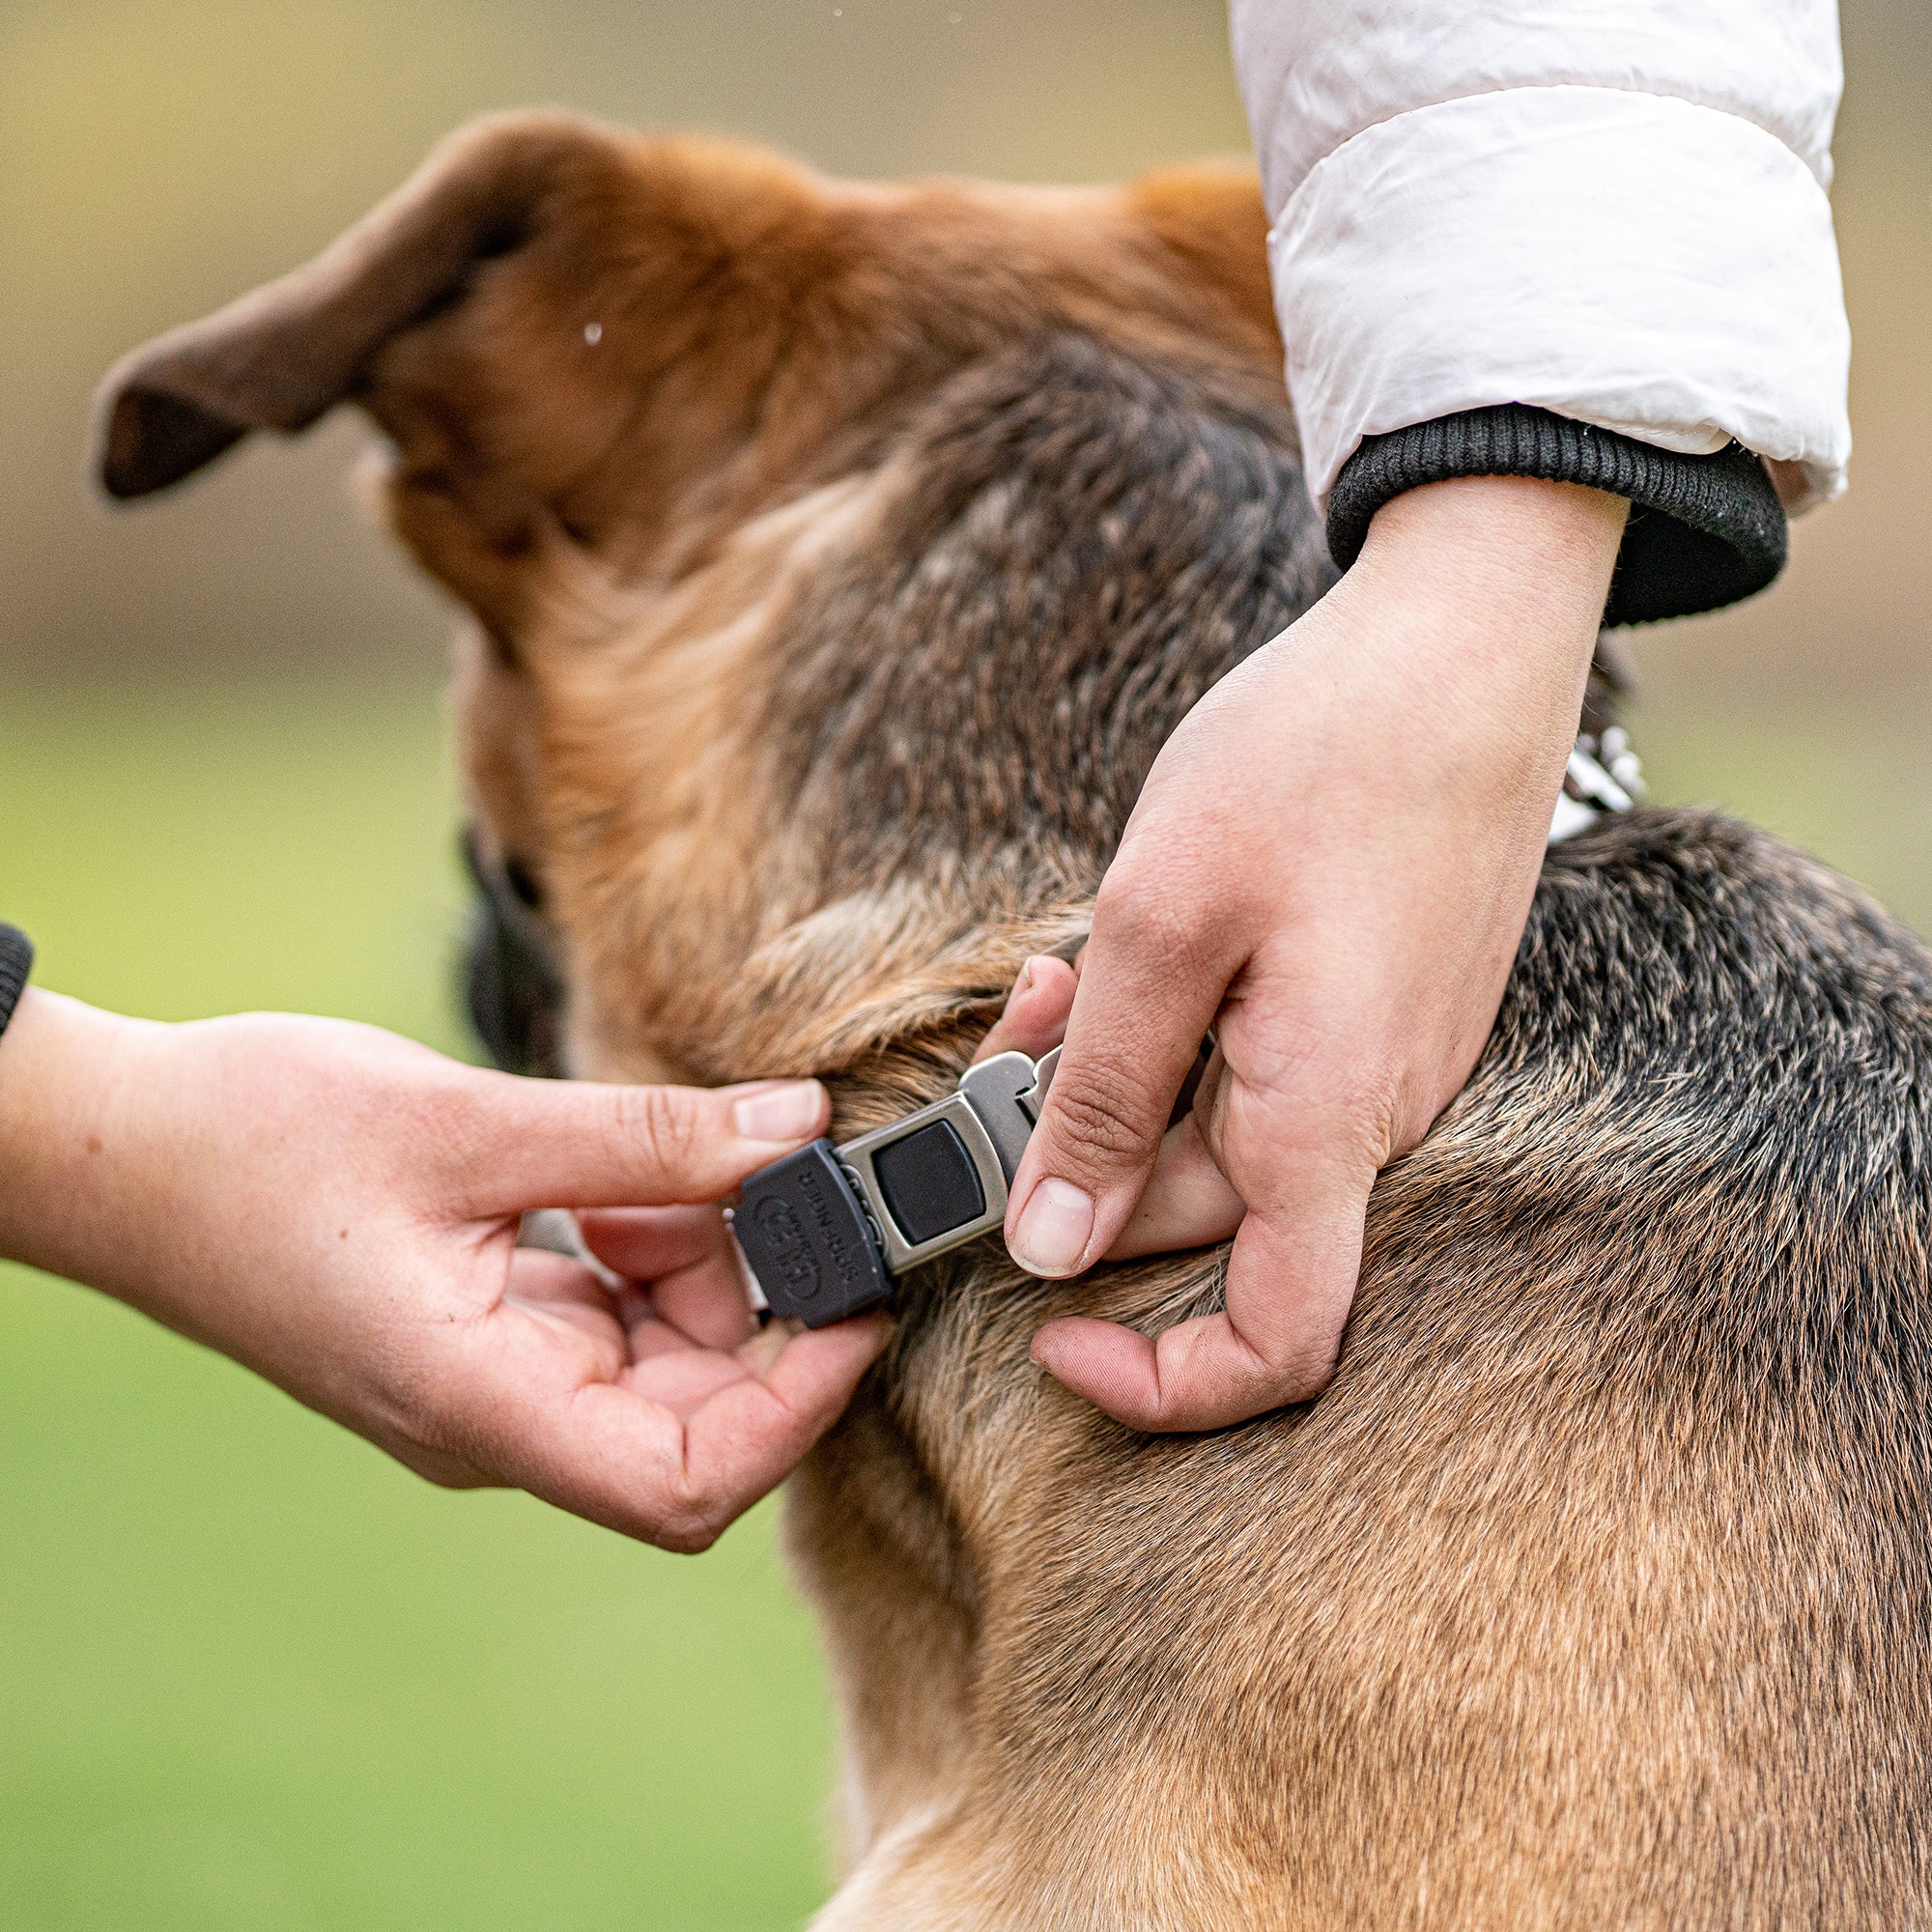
<box><xmin>1549</xmin><ymin>727</ymin><xmax>1645</xmax><ymax>845</ymax></box>
<box><xmin>835</xmin><ymin>1047</ymin><xmax>1060</xmax><ymax>1274</ymax></box>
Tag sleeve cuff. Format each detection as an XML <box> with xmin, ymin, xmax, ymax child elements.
<box><xmin>0</xmin><ymin>924</ymin><xmax>34</xmax><ymax>1042</ymax></box>
<box><xmin>1269</xmin><ymin>86</ymin><xmax>1852</xmax><ymax>515</ymax></box>
<box><xmin>1325</xmin><ymin>405</ymin><xmax>1787</xmax><ymax>625</ymax></box>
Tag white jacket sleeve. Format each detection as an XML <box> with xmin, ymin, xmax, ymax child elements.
<box><xmin>1231</xmin><ymin>0</ymin><xmax>1853</xmax><ymax>518</ymax></box>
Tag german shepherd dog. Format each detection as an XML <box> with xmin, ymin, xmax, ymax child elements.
<box><xmin>99</xmin><ymin>114</ymin><xmax>1932</xmax><ymax>1927</ymax></box>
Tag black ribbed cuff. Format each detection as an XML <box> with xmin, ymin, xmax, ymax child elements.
<box><xmin>1326</xmin><ymin>405</ymin><xmax>1788</xmax><ymax>626</ymax></box>
<box><xmin>0</xmin><ymin>924</ymin><xmax>33</xmax><ymax>1041</ymax></box>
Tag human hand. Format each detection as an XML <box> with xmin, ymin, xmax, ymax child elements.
<box><xmin>0</xmin><ymin>991</ymin><xmax>888</xmax><ymax>1549</ymax></box>
<box><xmin>996</xmin><ymin>474</ymin><xmax>1628</xmax><ymax>1431</ymax></box>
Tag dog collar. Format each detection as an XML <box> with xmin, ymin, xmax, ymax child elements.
<box><xmin>728</xmin><ymin>1046</ymin><xmax>1061</xmax><ymax>1326</ymax></box>
<box><xmin>1549</xmin><ymin>726</ymin><xmax>1643</xmax><ymax>844</ymax></box>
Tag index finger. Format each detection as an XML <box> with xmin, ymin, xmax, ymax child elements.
<box><xmin>449</xmin><ymin>1073</ymin><xmax>831</xmax><ymax>1217</ymax></box>
<box><xmin>1006</xmin><ymin>875</ymin><xmax>1236</xmax><ymax>1277</ymax></box>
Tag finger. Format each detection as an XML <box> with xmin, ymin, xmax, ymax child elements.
<box><xmin>651</xmin><ymin>1255</ymin><xmax>757</xmax><ymax>1351</ymax></box>
<box><xmin>972</xmin><ymin>954</ymin><xmax>1078</xmax><ymax>1065</ymax></box>
<box><xmin>670</xmin><ymin>1315</ymin><xmax>894</xmax><ymax>1539</ymax></box>
<box><xmin>521</xmin><ymin>1314</ymin><xmax>893</xmax><ymax>1551</ymax></box>
<box><xmin>452</xmin><ymin>1074</ymin><xmax>831</xmax><ymax>1217</ymax></box>
<box><xmin>501</xmin><ymin>1246</ymin><xmax>628</xmax><ymax>1368</ymax></box>
<box><xmin>1031</xmin><ymin>1153</ymin><xmax>1370</xmax><ymax>1431</ymax></box>
<box><xmin>578</xmin><ymin>1205</ymin><xmax>754</xmax><ymax>1350</ymax></box>
<box><xmin>1005</xmin><ymin>867</ymin><xmax>1236</xmax><ymax>1277</ymax></box>
<box><xmin>618</xmin><ymin>1332</ymin><xmax>761</xmax><ymax>1406</ymax></box>
<box><xmin>576</xmin><ymin>1205</ymin><xmax>731</xmax><ymax>1281</ymax></box>
<box><xmin>1103</xmin><ymin>1115</ymin><xmax>1246</xmax><ymax>1259</ymax></box>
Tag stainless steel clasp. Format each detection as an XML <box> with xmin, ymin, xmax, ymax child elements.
<box><xmin>833</xmin><ymin>1047</ymin><xmax>1061</xmax><ymax>1275</ymax></box>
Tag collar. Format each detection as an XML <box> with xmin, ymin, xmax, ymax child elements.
<box><xmin>730</xmin><ymin>1045</ymin><xmax>1061</xmax><ymax>1324</ymax></box>
<box><xmin>732</xmin><ymin>724</ymin><xmax>1646</xmax><ymax>1321</ymax></box>
<box><xmin>1549</xmin><ymin>726</ymin><xmax>1644</xmax><ymax>844</ymax></box>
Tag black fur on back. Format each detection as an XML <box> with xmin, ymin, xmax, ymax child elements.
<box><xmin>761</xmin><ymin>333</ymin><xmax>1336</xmax><ymax>907</ymax></box>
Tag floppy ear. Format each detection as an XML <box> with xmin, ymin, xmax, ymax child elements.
<box><xmin>96</xmin><ymin>112</ymin><xmax>618</xmax><ymax>499</ymax></box>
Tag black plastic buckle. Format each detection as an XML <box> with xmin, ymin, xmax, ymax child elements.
<box><xmin>730</xmin><ymin>1141</ymin><xmax>895</xmax><ymax>1326</ymax></box>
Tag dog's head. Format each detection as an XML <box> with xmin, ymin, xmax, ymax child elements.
<box><xmin>98</xmin><ymin>111</ymin><xmax>1330</xmax><ymax>1120</ymax></box>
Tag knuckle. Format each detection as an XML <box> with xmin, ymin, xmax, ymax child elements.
<box><xmin>614</xmin><ymin>1082</ymin><xmax>705</xmax><ymax>1177</ymax></box>
<box><xmin>1321</xmin><ymin>1065</ymin><xmax>1406</xmax><ymax>1164</ymax></box>
<box><xmin>1282</xmin><ymin>1359</ymin><xmax>1337</xmax><ymax>1406</ymax></box>
<box><xmin>1045</xmin><ymin>1063</ymin><xmax>1162</xmax><ymax>1170</ymax></box>
<box><xmin>654</xmin><ymin>1471</ymin><xmax>727</xmax><ymax>1553</ymax></box>
<box><xmin>1092</xmin><ymin>863</ymin><xmax>1208</xmax><ymax>968</ymax></box>
<box><xmin>657</xmin><ymin>1516</ymin><xmax>723</xmax><ymax>1556</ymax></box>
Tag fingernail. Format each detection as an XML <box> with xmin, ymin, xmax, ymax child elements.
<box><xmin>1009</xmin><ymin>1179</ymin><xmax>1094</xmax><ymax>1277</ymax></box>
<box><xmin>1000</xmin><ymin>957</ymin><xmax>1039</xmax><ymax>1017</ymax></box>
<box><xmin>733</xmin><ymin>1080</ymin><xmax>825</xmax><ymax>1143</ymax></box>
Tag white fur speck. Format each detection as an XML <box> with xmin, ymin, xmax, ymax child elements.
<box><xmin>583</xmin><ymin>322</ymin><xmax>603</xmax><ymax>346</ymax></box>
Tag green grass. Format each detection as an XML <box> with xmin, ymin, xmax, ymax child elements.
<box><xmin>0</xmin><ymin>678</ymin><xmax>837</xmax><ymax>1932</ymax></box>
<box><xmin>0</xmin><ymin>673</ymin><xmax>1925</xmax><ymax>1931</ymax></box>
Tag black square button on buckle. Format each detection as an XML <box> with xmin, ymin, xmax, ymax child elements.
<box><xmin>728</xmin><ymin>1048</ymin><xmax>1059</xmax><ymax>1326</ymax></box>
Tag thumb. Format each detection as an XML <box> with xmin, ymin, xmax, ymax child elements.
<box><xmin>1007</xmin><ymin>878</ymin><xmax>1233</xmax><ymax>1278</ymax></box>
<box><xmin>445</xmin><ymin>1071</ymin><xmax>831</xmax><ymax>1217</ymax></box>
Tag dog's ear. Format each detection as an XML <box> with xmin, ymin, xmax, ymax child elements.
<box><xmin>95</xmin><ymin>113</ymin><xmax>645</xmax><ymax>500</ymax></box>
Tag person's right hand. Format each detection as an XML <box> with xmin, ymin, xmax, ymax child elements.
<box><xmin>0</xmin><ymin>989</ymin><xmax>890</xmax><ymax>1550</ymax></box>
<box><xmin>976</xmin><ymin>952</ymin><xmax>1246</xmax><ymax>1260</ymax></box>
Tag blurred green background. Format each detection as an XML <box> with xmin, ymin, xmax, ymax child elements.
<box><xmin>1</xmin><ymin>3</ymin><xmax>1926</xmax><ymax>1927</ymax></box>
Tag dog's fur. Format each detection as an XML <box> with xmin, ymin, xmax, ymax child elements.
<box><xmin>100</xmin><ymin>114</ymin><xmax>1932</xmax><ymax>1927</ymax></box>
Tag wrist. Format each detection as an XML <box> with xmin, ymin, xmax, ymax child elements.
<box><xmin>1355</xmin><ymin>473</ymin><xmax>1627</xmax><ymax>625</ymax></box>
<box><xmin>1350</xmin><ymin>476</ymin><xmax>1623</xmax><ymax>747</ymax></box>
<box><xmin>1238</xmin><ymin>475</ymin><xmax>1625</xmax><ymax>845</ymax></box>
<box><xmin>0</xmin><ymin>989</ymin><xmax>167</xmax><ymax>1286</ymax></box>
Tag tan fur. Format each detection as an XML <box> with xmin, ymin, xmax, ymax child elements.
<box><xmin>99</xmin><ymin>113</ymin><xmax>1932</xmax><ymax>1927</ymax></box>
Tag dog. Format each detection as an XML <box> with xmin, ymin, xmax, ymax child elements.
<box><xmin>98</xmin><ymin>112</ymin><xmax>1932</xmax><ymax>1927</ymax></box>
